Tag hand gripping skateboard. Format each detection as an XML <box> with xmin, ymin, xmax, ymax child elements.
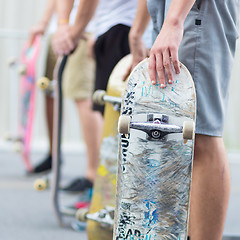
<box><xmin>114</xmin><ymin>58</ymin><xmax>196</xmax><ymax>240</ymax></box>
<box><xmin>75</xmin><ymin>54</ymin><xmax>132</xmax><ymax>239</ymax></box>
<box><xmin>8</xmin><ymin>36</ymin><xmax>41</xmax><ymax>172</ymax></box>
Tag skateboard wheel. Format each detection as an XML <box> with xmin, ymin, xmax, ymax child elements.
<box><xmin>13</xmin><ymin>141</ymin><xmax>23</xmax><ymax>152</ymax></box>
<box><xmin>118</xmin><ymin>115</ymin><xmax>130</xmax><ymax>134</ymax></box>
<box><xmin>4</xmin><ymin>132</ymin><xmax>11</xmax><ymax>141</ymax></box>
<box><xmin>18</xmin><ymin>64</ymin><xmax>27</xmax><ymax>75</ymax></box>
<box><xmin>92</xmin><ymin>90</ymin><xmax>106</xmax><ymax>106</ymax></box>
<box><xmin>75</xmin><ymin>208</ymin><xmax>89</xmax><ymax>222</ymax></box>
<box><xmin>37</xmin><ymin>77</ymin><xmax>50</xmax><ymax>90</ymax></box>
<box><xmin>34</xmin><ymin>179</ymin><xmax>48</xmax><ymax>191</ymax></box>
<box><xmin>183</xmin><ymin>121</ymin><xmax>195</xmax><ymax>140</ymax></box>
<box><xmin>8</xmin><ymin>57</ymin><xmax>18</xmax><ymax>66</ymax></box>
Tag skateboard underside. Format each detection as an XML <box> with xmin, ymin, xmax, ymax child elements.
<box><xmin>18</xmin><ymin>36</ymin><xmax>41</xmax><ymax>172</ymax></box>
<box><xmin>114</xmin><ymin>59</ymin><xmax>196</xmax><ymax>240</ymax></box>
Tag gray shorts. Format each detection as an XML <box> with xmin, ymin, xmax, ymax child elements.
<box><xmin>147</xmin><ymin>0</ymin><xmax>240</xmax><ymax>136</ymax></box>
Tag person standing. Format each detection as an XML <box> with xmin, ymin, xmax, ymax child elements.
<box><xmin>127</xmin><ymin>0</ymin><xmax>240</xmax><ymax>239</ymax></box>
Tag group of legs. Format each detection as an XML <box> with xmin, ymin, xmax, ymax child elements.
<box><xmin>31</xmin><ymin>0</ymin><xmax>240</xmax><ymax>238</ymax></box>
<box><xmin>33</xmin><ymin>36</ymin><xmax>102</xmax><ymax>192</ymax></box>
<box><xmin>33</xmin><ymin>24</ymin><xmax>131</xmax><ymax>193</ymax></box>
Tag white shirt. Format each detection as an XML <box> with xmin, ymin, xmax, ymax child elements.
<box><xmin>94</xmin><ymin>0</ymin><xmax>152</xmax><ymax>48</ymax></box>
<box><xmin>94</xmin><ymin>0</ymin><xmax>138</xmax><ymax>38</ymax></box>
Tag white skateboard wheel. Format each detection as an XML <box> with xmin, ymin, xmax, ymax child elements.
<box><xmin>118</xmin><ymin>115</ymin><xmax>131</xmax><ymax>134</ymax></box>
<box><xmin>37</xmin><ymin>77</ymin><xmax>50</xmax><ymax>90</ymax></box>
<box><xmin>4</xmin><ymin>132</ymin><xmax>11</xmax><ymax>141</ymax></box>
<box><xmin>92</xmin><ymin>90</ymin><xmax>106</xmax><ymax>106</ymax></box>
<box><xmin>183</xmin><ymin>121</ymin><xmax>195</xmax><ymax>140</ymax></box>
<box><xmin>75</xmin><ymin>208</ymin><xmax>89</xmax><ymax>222</ymax></box>
<box><xmin>8</xmin><ymin>57</ymin><xmax>18</xmax><ymax>66</ymax></box>
<box><xmin>34</xmin><ymin>179</ymin><xmax>48</xmax><ymax>191</ymax></box>
<box><xmin>13</xmin><ymin>141</ymin><xmax>23</xmax><ymax>152</ymax></box>
<box><xmin>18</xmin><ymin>64</ymin><xmax>27</xmax><ymax>75</ymax></box>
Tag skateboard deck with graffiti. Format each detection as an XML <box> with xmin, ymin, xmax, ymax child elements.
<box><xmin>114</xmin><ymin>59</ymin><xmax>196</xmax><ymax>240</ymax></box>
<box><xmin>76</xmin><ymin>55</ymin><xmax>132</xmax><ymax>239</ymax></box>
<box><xmin>15</xmin><ymin>36</ymin><xmax>41</xmax><ymax>172</ymax></box>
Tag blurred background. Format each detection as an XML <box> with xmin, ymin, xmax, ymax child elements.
<box><xmin>0</xmin><ymin>1</ymin><xmax>239</xmax><ymax>239</ymax></box>
<box><xmin>0</xmin><ymin>0</ymin><xmax>84</xmax><ymax>153</ymax></box>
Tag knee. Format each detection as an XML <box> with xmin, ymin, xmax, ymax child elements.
<box><xmin>193</xmin><ymin>134</ymin><xmax>225</xmax><ymax>162</ymax></box>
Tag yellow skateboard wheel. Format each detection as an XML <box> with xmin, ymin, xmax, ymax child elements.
<box><xmin>37</xmin><ymin>77</ymin><xmax>50</xmax><ymax>90</ymax></box>
<box><xmin>34</xmin><ymin>179</ymin><xmax>48</xmax><ymax>191</ymax></box>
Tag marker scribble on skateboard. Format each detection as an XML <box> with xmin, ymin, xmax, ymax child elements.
<box><xmin>114</xmin><ymin>59</ymin><xmax>196</xmax><ymax>240</ymax></box>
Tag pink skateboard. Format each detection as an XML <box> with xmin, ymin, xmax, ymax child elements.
<box><xmin>17</xmin><ymin>36</ymin><xmax>41</xmax><ymax>172</ymax></box>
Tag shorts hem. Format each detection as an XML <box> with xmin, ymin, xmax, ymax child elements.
<box><xmin>195</xmin><ymin>129</ymin><xmax>223</xmax><ymax>137</ymax></box>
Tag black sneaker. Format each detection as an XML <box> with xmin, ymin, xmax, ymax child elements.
<box><xmin>61</xmin><ymin>177</ymin><xmax>93</xmax><ymax>193</ymax></box>
<box><xmin>31</xmin><ymin>154</ymin><xmax>52</xmax><ymax>174</ymax></box>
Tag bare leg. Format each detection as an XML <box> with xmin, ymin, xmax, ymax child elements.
<box><xmin>75</xmin><ymin>98</ymin><xmax>103</xmax><ymax>182</ymax></box>
<box><xmin>31</xmin><ymin>94</ymin><xmax>54</xmax><ymax>173</ymax></box>
<box><xmin>45</xmin><ymin>94</ymin><xmax>54</xmax><ymax>154</ymax></box>
<box><xmin>189</xmin><ymin>134</ymin><xmax>230</xmax><ymax>240</ymax></box>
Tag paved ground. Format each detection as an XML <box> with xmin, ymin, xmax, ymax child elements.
<box><xmin>0</xmin><ymin>149</ymin><xmax>239</xmax><ymax>240</ymax></box>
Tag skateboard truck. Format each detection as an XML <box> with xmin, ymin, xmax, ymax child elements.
<box><xmin>93</xmin><ymin>90</ymin><xmax>121</xmax><ymax>112</ymax></box>
<box><xmin>118</xmin><ymin>113</ymin><xmax>195</xmax><ymax>140</ymax></box>
<box><xmin>76</xmin><ymin>206</ymin><xmax>114</xmax><ymax>229</ymax></box>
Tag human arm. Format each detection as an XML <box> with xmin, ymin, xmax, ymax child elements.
<box><xmin>129</xmin><ymin>0</ymin><xmax>151</xmax><ymax>67</ymax></box>
<box><xmin>51</xmin><ymin>0</ymin><xmax>75</xmax><ymax>55</ymax></box>
<box><xmin>149</xmin><ymin>0</ymin><xmax>195</xmax><ymax>87</ymax></box>
<box><xmin>123</xmin><ymin>0</ymin><xmax>151</xmax><ymax>80</ymax></box>
<box><xmin>52</xmin><ymin>0</ymin><xmax>99</xmax><ymax>55</ymax></box>
<box><xmin>29</xmin><ymin>0</ymin><xmax>55</xmax><ymax>44</ymax></box>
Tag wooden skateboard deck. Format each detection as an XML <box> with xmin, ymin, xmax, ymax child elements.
<box><xmin>114</xmin><ymin>59</ymin><xmax>196</xmax><ymax>240</ymax></box>
<box><xmin>85</xmin><ymin>55</ymin><xmax>132</xmax><ymax>240</ymax></box>
<box><xmin>52</xmin><ymin>56</ymin><xmax>68</xmax><ymax>226</ymax></box>
<box><xmin>10</xmin><ymin>36</ymin><xmax>41</xmax><ymax>172</ymax></box>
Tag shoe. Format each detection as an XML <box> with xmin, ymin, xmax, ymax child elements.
<box><xmin>61</xmin><ymin>201</ymin><xmax>90</xmax><ymax>216</ymax></box>
<box><xmin>75</xmin><ymin>201</ymin><xmax>90</xmax><ymax>209</ymax></box>
<box><xmin>61</xmin><ymin>177</ymin><xmax>93</xmax><ymax>193</ymax></box>
<box><xmin>31</xmin><ymin>154</ymin><xmax>52</xmax><ymax>174</ymax></box>
<box><xmin>75</xmin><ymin>188</ymin><xmax>93</xmax><ymax>202</ymax></box>
<box><xmin>71</xmin><ymin>220</ymin><xmax>87</xmax><ymax>232</ymax></box>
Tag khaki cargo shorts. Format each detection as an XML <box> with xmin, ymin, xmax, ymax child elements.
<box><xmin>45</xmin><ymin>34</ymin><xmax>95</xmax><ymax>100</ymax></box>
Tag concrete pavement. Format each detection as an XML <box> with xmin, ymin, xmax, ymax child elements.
<box><xmin>0</xmin><ymin>149</ymin><xmax>239</xmax><ymax>240</ymax></box>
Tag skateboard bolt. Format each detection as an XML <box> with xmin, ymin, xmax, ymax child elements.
<box><xmin>99</xmin><ymin>212</ymin><xmax>106</xmax><ymax>218</ymax></box>
<box><xmin>152</xmin><ymin>130</ymin><xmax>161</xmax><ymax>139</ymax></box>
